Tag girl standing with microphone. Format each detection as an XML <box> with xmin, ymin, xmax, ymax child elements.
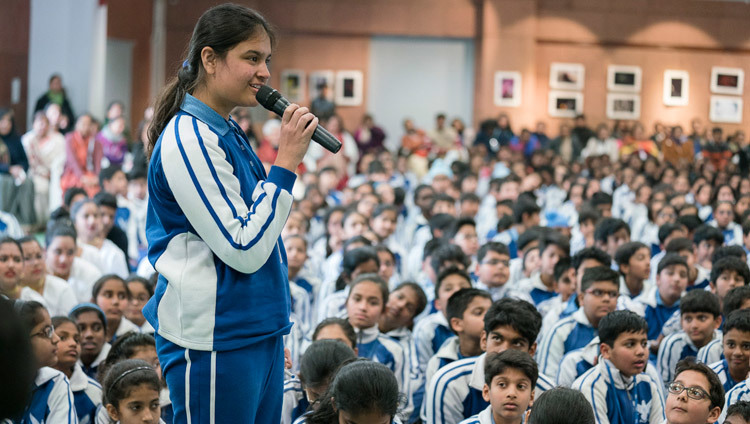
<box><xmin>144</xmin><ymin>4</ymin><xmax>316</xmax><ymax>423</ymax></box>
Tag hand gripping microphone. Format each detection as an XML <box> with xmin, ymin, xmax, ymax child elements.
<box><xmin>256</xmin><ymin>85</ymin><xmax>342</xmax><ymax>153</ymax></box>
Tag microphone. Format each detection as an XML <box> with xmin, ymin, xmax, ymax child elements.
<box><xmin>256</xmin><ymin>85</ymin><xmax>342</xmax><ymax>153</ymax></box>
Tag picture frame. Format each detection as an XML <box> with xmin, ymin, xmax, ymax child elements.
<box><xmin>493</xmin><ymin>71</ymin><xmax>522</xmax><ymax>107</ymax></box>
<box><xmin>549</xmin><ymin>63</ymin><xmax>585</xmax><ymax>91</ymax></box>
<box><xmin>279</xmin><ymin>69</ymin><xmax>305</xmax><ymax>103</ymax></box>
<box><xmin>709</xmin><ymin>95</ymin><xmax>743</xmax><ymax>124</ymax></box>
<box><xmin>548</xmin><ymin>91</ymin><xmax>583</xmax><ymax>118</ymax></box>
<box><xmin>335</xmin><ymin>70</ymin><xmax>364</xmax><ymax>106</ymax></box>
<box><xmin>711</xmin><ymin>67</ymin><xmax>744</xmax><ymax>95</ymax></box>
<box><xmin>662</xmin><ymin>70</ymin><xmax>689</xmax><ymax>107</ymax></box>
<box><xmin>606</xmin><ymin>93</ymin><xmax>641</xmax><ymax>120</ymax></box>
<box><xmin>309</xmin><ymin>70</ymin><xmax>335</xmax><ymax>102</ymax></box>
<box><xmin>607</xmin><ymin>65</ymin><xmax>642</xmax><ymax>92</ymax></box>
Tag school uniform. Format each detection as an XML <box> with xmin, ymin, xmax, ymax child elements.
<box><xmin>144</xmin><ymin>94</ymin><xmax>296</xmax><ymax>423</ymax></box>
<box><xmin>356</xmin><ymin>325</ymin><xmax>407</xmax><ymax>390</ymax></box>
<box><xmin>0</xmin><ymin>210</ymin><xmax>24</xmax><ymax>238</ymax></box>
<box><xmin>458</xmin><ymin>405</ymin><xmax>506</xmax><ymax>424</ymax></box>
<box><xmin>537</xmin><ymin>308</ymin><xmax>598</xmax><ymax>377</ymax></box>
<box><xmin>79</xmin><ymin>342</ymin><xmax>111</xmax><ymax>381</ymax></box>
<box><xmin>697</xmin><ymin>337</ymin><xmax>724</xmax><ymax>364</ymax></box>
<box><xmin>110</xmin><ymin>317</ymin><xmax>141</xmax><ymax>343</ymax></box>
<box><xmin>657</xmin><ymin>330</ymin><xmax>720</xmax><ymax>384</ymax></box>
<box><xmin>634</xmin><ymin>287</ymin><xmax>680</xmax><ymax>344</ymax></box>
<box><xmin>412</xmin><ymin>312</ymin><xmax>454</xmax><ymax>375</ymax></box>
<box><xmin>424</xmin><ymin>352</ymin><xmax>554</xmax><ymax>424</ymax></box>
<box><xmin>710</xmin><ymin>359</ymin><xmax>741</xmax><ymax>393</ymax></box>
<box><xmin>720</xmin><ymin>379</ymin><xmax>750</xmax><ymax>423</ymax></box>
<box><xmin>281</xmin><ymin>377</ymin><xmax>310</xmax><ymax>424</ymax></box>
<box><xmin>68</xmin><ymin>257</ymin><xmax>103</xmax><ymax>304</ymax></box>
<box><xmin>38</xmin><ymin>274</ymin><xmax>78</xmax><ymax>317</ymax></box>
<box><xmin>289</xmin><ymin>281</ymin><xmax>313</xmax><ymax>335</ymax></box>
<box><xmin>574</xmin><ymin>358</ymin><xmax>665</xmax><ymax>424</ymax></box>
<box><xmin>19</xmin><ymin>367</ymin><xmax>77</xmax><ymax>424</ymax></box>
<box><xmin>70</xmin><ymin>362</ymin><xmax>102</xmax><ymax>424</ymax></box>
<box><xmin>475</xmin><ymin>280</ymin><xmax>533</xmax><ymax>304</ymax></box>
<box><xmin>492</xmin><ymin>227</ymin><xmax>519</xmax><ymax>259</ymax></box>
<box><xmin>619</xmin><ymin>275</ymin><xmax>652</xmax><ymax>300</ymax></box>
<box><xmin>283</xmin><ymin>313</ymin><xmax>307</xmax><ymax>375</ymax></box>
<box><xmin>709</xmin><ymin>220</ymin><xmax>743</xmax><ymax>246</ymax></box>
<box><xmin>317</xmin><ymin>288</ymin><xmax>349</xmax><ymax>323</ymax></box>
<box><xmin>516</xmin><ymin>272</ymin><xmax>557</xmax><ymax>306</ymax></box>
<box><xmin>425</xmin><ymin>337</ymin><xmax>464</xmax><ymax>390</ymax></box>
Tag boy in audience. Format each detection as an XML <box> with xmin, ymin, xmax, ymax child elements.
<box><xmin>666</xmin><ymin>237</ymin><xmax>711</xmax><ymax>291</ymax></box>
<box><xmin>495</xmin><ymin>195</ymin><xmax>540</xmax><ymax>259</ymax></box>
<box><xmin>448</xmin><ymin>217</ymin><xmax>481</xmax><ymax>263</ymax></box>
<box><xmin>615</xmin><ymin>241</ymin><xmax>652</xmax><ymax>299</ymax></box>
<box><xmin>710</xmin><ymin>257</ymin><xmax>750</xmax><ymax>308</ymax></box>
<box><xmin>636</xmin><ymin>253</ymin><xmax>689</xmax><ymax>356</ymax></box>
<box><xmin>709</xmin><ymin>309</ymin><xmax>750</xmax><ymax>393</ymax></box>
<box><xmin>425</xmin><ymin>298</ymin><xmax>552</xmax><ymax>424</ymax></box>
<box><xmin>412</xmin><ymin>266</ymin><xmax>473</xmax><ymax>375</ymax></box>
<box><xmin>725</xmin><ymin>401</ymin><xmax>750</xmax><ymax>424</ymax></box>
<box><xmin>698</xmin><ymin>285</ymin><xmax>750</xmax><ymax>364</ymax></box>
<box><xmin>537</xmin><ymin>258</ymin><xmax>575</xmax><ymax>318</ymax></box>
<box><xmin>537</xmin><ymin>266</ymin><xmax>619</xmax><ymax>377</ymax></box>
<box><xmin>571</xmin><ymin>208</ymin><xmax>600</xmax><ymax>256</ymax></box>
<box><xmin>657</xmin><ymin>290</ymin><xmax>722</xmax><ymax>384</ymax></box>
<box><xmin>475</xmin><ymin>242</ymin><xmax>530</xmax><ymax>303</ymax></box>
<box><xmin>649</xmin><ymin>223</ymin><xmax>689</xmax><ymax>283</ymax></box>
<box><xmin>693</xmin><ymin>224</ymin><xmax>724</xmax><ymax>273</ymax></box>
<box><xmin>593</xmin><ymin>217</ymin><xmax>630</xmax><ymax>264</ymax></box>
<box><xmin>664</xmin><ymin>358</ymin><xmax>724</xmax><ymax>424</ymax></box>
<box><xmin>459</xmin><ymin>350</ymin><xmax>538</xmax><ymax>424</ymax></box>
<box><xmin>574</xmin><ymin>310</ymin><xmax>665</xmax><ymax>423</ymax></box>
<box><xmin>518</xmin><ymin>232</ymin><xmax>570</xmax><ymax>306</ymax></box>
<box><xmin>425</xmin><ymin>288</ymin><xmax>492</xmax><ymax>388</ymax></box>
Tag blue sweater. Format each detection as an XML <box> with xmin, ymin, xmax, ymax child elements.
<box><xmin>144</xmin><ymin>94</ymin><xmax>295</xmax><ymax>351</ymax></box>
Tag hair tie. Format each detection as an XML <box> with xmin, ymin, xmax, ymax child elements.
<box><xmin>182</xmin><ymin>60</ymin><xmax>189</xmax><ymax>69</ymax></box>
<box><xmin>111</xmin><ymin>366</ymin><xmax>154</xmax><ymax>388</ymax></box>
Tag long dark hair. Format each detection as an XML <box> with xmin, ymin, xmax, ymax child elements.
<box><xmin>306</xmin><ymin>360</ymin><xmax>400</xmax><ymax>424</ymax></box>
<box><xmin>147</xmin><ymin>4</ymin><xmax>276</xmax><ymax>156</ymax></box>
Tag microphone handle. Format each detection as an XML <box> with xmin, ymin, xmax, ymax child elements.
<box><xmin>270</xmin><ymin>97</ymin><xmax>342</xmax><ymax>154</ymax></box>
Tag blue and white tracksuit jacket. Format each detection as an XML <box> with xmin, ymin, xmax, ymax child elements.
<box><xmin>698</xmin><ymin>337</ymin><xmax>724</xmax><ymax>364</ymax></box>
<box><xmin>413</xmin><ymin>312</ymin><xmax>455</xmax><ymax>376</ymax></box>
<box><xmin>634</xmin><ymin>287</ymin><xmax>680</xmax><ymax>345</ymax></box>
<box><xmin>356</xmin><ymin>325</ymin><xmax>407</xmax><ymax>390</ymax></box>
<box><xmin>17</xmin><ymin>367</ymin><xmax>77</xmax><ymax>424</ymax></box>
<box><xmin>281</xmin><ymin>377</ymin><xmax>309</xmax><ymax>424</ymax></box>
<box><xmin>70</xmin><ymin>363</ymin><xmax>101</xmax><ymax>424</ymax></box>
<box><xmin>424</xmin><ymin>353</ymin><xmax>553</xmax><ymax>424</ymax></box>
<box><xmin>720</xmin><ymin>379</ymin><xmax>750</xmax><ymax>423</ymax></box>
<box><xmin>537</xmin><ymin>308</ymin><xmax>597</xmax><ymax>377</ymax></box>
<box><xmin>144</xmin><ymin>93</ymin><xmax>297</xmax><ymax>351</ymax></box>
<box><xmin>574</xmin><ymin>358</ymin><xmax>665</xmax><ymax>424</ymax></box>
<box><xmin>657</xmin><ymin>330</ymin><xmax>721</xmax><ymax>384</ymax></box>
<box><xmin>710</xmin><ymin>359</ymin><xmax>741</xmax><ymax>393</ymax></box>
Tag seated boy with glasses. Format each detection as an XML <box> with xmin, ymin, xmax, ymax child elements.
<box><xmin>664</xmin><ymin>358</ymin><xmax>724</xmax><ymax>424</ymax></box>
<box><xmin>537</xmin><ymin>266</ymin><xmax>619</xmax><ymax>377</ymax></box>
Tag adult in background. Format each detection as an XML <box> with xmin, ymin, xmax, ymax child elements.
<box><xmin>33</xmin><ymin>74</ymin><xmax>75</xmax><ymax>134</ymax></box>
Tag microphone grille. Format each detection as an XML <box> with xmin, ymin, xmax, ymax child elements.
<box><xmin>256</xmin><ymin>85</ymin><xmax>280</xmax><ymax>109</ymax></box>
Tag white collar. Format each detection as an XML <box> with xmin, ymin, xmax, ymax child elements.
<box><xmin>69</xmin><ymin>363</ymin><xmax>89</xmax><ymax>391</ymax></box>
<box><xmin>469</xmin><ymin>353</ymin><xmax>487</xmax><ymax>390</ymax></box>
<box><xmin>356</xmin><ymin>325</ymin><xmax>381</xmax><ymax>344</ymax></box>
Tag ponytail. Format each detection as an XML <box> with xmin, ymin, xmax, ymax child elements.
<box><xmin>146</xmin><ymin>4</ymin><xmax>276</xmax><ymax>157</ymax></box>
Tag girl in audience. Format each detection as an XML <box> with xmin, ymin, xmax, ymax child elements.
<box><xmin>51</xmin><ymin>315</ymin><xmax>102</xmax><ymax>424</ymax></box>
<box><xmin>378</xmin><ymin>281</ymin><xmax>427</xmax><ymax>347</ymax></box>
<box><xmin>18</xmin><ymin>236</ymin><xmax>77</xmax><ymax>316</ymax></box>
<box><xmin>281</xmin><ymin>340</ymin><xmax>357</xmax><ymax>424</ymax></box>
<box><xmin>92</xmin><ymin>274</ymin><xmax>139</xmax><ymax>342</ymax></box>
<box><xmin>303</xmin><ymin>360</ymin><xmax>400</xmax><ymax>424</ymax></box>
<box><xmin>312</xmin><ymin>317</ymin><xmax>359</xmax><ymax>352</ymax></box>
<box><xmin>71</xmin><ymin>199</ymin><xmax>129</xmax><ymax>278</ymax></box>
<box><xmin>344</xmin><ymin>273</ymin><xmax>406</xmax><ymax>389</ymax></box>
<box><xmin>46</xmin><ymin>224</ymin><xmax>103</xmax><ymax>303</ymax></box>
<box><xmin>317</xmin><ymin>246</ymin><xmax>380</xmax><ymax>322</ymax></box>
<box><xmin>101</xmin><ymin>359</ymin><xmax>163</xmax><ymax>424</ymax></box>
<box><xmin>15</xmin><ymin>300</ymin><xmax>77</xmax><ymax>423</ymax></box>
<box><xmin>124</xmin><ymin>276</ymin><xmax>155</xmax><ymax>333</ymax></box>
<box><xmin>70</xmin><ymin>302</ymin><xmax>110</xmax><ymax>380</ymax></box>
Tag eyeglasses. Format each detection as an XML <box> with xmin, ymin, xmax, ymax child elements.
<box><xmin>31</xmin><ymin>325</ymin><xmax>55</xmax><ymax>340</ymax></box>
<box><xmin>481</xmin><ymin>259</ymin><xmax>510</xmax><ymax>267</ymax></box>
<box><xmin>668</xmin><ymin>382</ymin><xmax>710</xmax><ymax>401</ymax></box>
<box><xmin>585</xmin><ymin>289</ymin><xmax>619</xmax><ymax>299</ymax></box>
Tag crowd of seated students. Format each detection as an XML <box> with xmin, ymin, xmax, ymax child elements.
<box><xmin>6</xmin><ymin>71</ymin><xmax>750</xmax><ymax>424</ymax></box>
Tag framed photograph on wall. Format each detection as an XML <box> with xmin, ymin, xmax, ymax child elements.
<box><xmin>606</xmin><ymin>93</ymin><xmax>641</xmax><ymax>120</ymax></box>
<box><xmin>494</xmin><ymin>71</ymin><xmax>522</xmax><ymax>107</ymax></box>
<box><xmin>711</xmin><ymin>67</ymin><xmax>744</xmax><ymax>95</ymax></box>
<box><xmin>335</xmin><ymin>70</ymin><xmax>363</xmax><ymax>106</ymax></box>
<box><xmin>663</xmin><ymin>70</ymin><xmax>689</xmax><ymax>107</ymax></box>
<box><xmin>607</xmin><ymin>65</ymin><xmax>642</xmax><ymax>92</ymax></box>
<box><xmin>710</xmin><ymin>95</ymin><xmax>743</xmax><ymax>123</ymax></box>
<box><xmin>309</xmin><ymin>70</ymin><xmax>335</xmax><ymax>102</ymax></box>
<box><xmin>280</xmin><ymin>69</ymin><xmax>305</xmax><ymax>103</ymax></box>
<box><xmin>549</xmin><ymin>63</ymin><xmax>585</xmax><ymax>91</ymax></box>
<box><xmin>548</xmin><ymin>91</ymin><xmax>583</xmax><ymax>118</ymax></box>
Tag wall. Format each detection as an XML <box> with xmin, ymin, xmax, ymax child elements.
<box><xmin>0</xmin><ymin>0</ymin><xmax>30</xmax><ymax>131</ymax></box>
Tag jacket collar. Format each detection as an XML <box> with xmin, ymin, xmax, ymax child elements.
<box><xmin>180</xmin><ymin>93</ymin><xmax>231</xmax><ymax>136</ymax></box>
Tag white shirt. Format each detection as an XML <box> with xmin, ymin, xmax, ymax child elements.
<box><xmin>68</xmin><ymin>257</ymin><xmax>104</xmax><ymax>303</ymax></box>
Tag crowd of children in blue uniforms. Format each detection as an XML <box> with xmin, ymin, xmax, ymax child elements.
<box><xmin>7</xmin><ymin>108</ymin><xmax>750</xmax><ymax>424</ymax></box>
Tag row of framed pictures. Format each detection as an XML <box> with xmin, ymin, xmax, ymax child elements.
<box><xmin>279</xmin><ymin>70</ymin><xmax>364</xmax><ymax>106</ymax></box>
<box><xmin>546</xmin><ymin>91</ymin><xmax>743</xmax><ymax>123</ymax></box>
